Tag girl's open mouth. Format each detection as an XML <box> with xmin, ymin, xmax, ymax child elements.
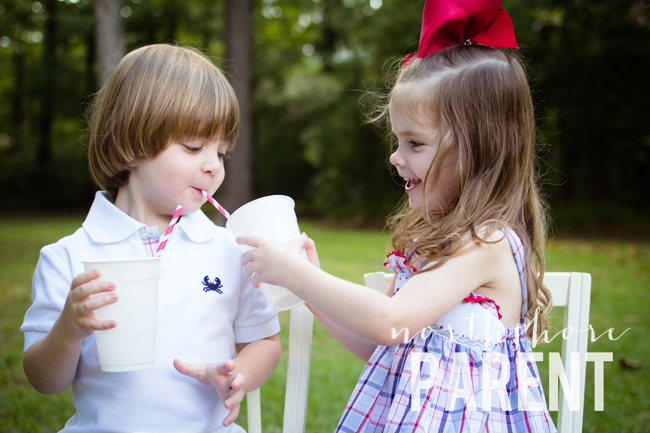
<box><xmin>405</xmin><ymin>179</ymin><xmax>421</xmax><ymax>192</ymax></box>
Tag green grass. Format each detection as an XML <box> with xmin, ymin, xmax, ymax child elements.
<box><xmin>1</xmin><ymin>217</ymin><xmax>648</xmax><ymax>432</ymax></box>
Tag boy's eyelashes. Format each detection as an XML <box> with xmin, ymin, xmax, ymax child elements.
<box><xmin>181</xmin><ymin>144</ymin><xmax>230</xmax><ymax>160</ymax></box>
<box><xmin>182</xmin><ymin>144</ymin><xmax>203</xmax><ymax>153</ymax></box>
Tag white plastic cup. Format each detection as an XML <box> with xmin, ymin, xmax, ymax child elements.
<box><xmin>83</xmin><ymin>257</ymin><xmax>160</xmax><ymax>372</ymax></box>
<box><xmin>226</xmin><ymin>195</ymin><xmax>306</xmax><ymax>311</ymax></box>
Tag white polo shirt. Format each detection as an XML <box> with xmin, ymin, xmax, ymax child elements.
<box><xmin>21</xmin><ymin>191</ymin><xmax>280</xmax><ymax>433</ymax></box>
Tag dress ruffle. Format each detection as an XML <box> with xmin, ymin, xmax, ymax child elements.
<box><xmin>383</xmin><ymin>250</ymin><xmax>417</xmax><ymax>274</ymax></box>
<box><xmin>463</xmin><ymin>293</ymin><xmax>503</xmax><ymax>320</ymax></box>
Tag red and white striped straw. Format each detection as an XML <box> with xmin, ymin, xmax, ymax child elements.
<box><xmin>155</xmin><ymin>205</ymin><xmax>183</xmax><ymax>258</ymax></box>
<box><xmin>201</xmin><ymin>190</ymin><xmax>230</xmax><ymax>219</ymax></box>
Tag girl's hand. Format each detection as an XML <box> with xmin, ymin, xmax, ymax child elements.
<box><xmin>58</xmin><ymin>269</ymin><xmax>118</xmax><ymax>342</ymax></box>
<box><xmin>237</xmin><ymin>234</ymin><xmax>316</xmax><ymax>288</ymax></box>
<box><xmin>301</xmin><ymin>233</ymin><xmax>321</xmax><ymax>269</ymax></box>
<box><xmin>173</xmin><ymin>359</ymin><xmax>245</xmax><ymax>427</ymax></box>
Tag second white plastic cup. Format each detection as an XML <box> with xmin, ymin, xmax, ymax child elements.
<box><xmin>226</xmin><ymin>195</ymin><xmax>306</xmax><ymax>311</ymax></box>
<box><xmin>83</xmin><ymin>257</ymin><xmax>160</xmax><ymax>372</ymax></box>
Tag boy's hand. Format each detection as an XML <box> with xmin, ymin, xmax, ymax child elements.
<box><xmin>173</xmin><ymin>359</ymin><xmax>245</xmax><ymax>427</ymax></box>
<box><xmin>59</xmin><ymin>269</ymin><xmax>118</xmax><ymax>342</ymax></box>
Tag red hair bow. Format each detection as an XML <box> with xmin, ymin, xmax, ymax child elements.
<box><xmin>405</xmin><ymin>0</ymin><xmax>518</xmax><ymax>64</ymax></box>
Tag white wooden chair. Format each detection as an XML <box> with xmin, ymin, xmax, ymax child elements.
<box><xmin>246</xmin><ymin>304</ymin><xmax>313</xmax><ymax>433</ymax></box>
<box><xmin>363</xmin><ymin>271</ymin><xmax>592</xmax><ymax>433</ymax></box>
<box><xmin>540</xmin><ymin>272</ymin><xmax>591</xmax><ymax>433</ymax></box>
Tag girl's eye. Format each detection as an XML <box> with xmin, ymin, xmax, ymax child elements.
<box><xmin>409</xmin><ymin>140</ymin><xmax>424</xmax><ymax>148</ymax></box>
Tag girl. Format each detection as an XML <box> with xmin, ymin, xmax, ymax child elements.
<box><xmin>21</xmin><ymin>44</ymin><xmax>281</xmax><ymax>432</ymax></box>
<box><xmin>240</xmin><ymin>0</ymin><xmax>557</xmax><ymax>431</ymax></box>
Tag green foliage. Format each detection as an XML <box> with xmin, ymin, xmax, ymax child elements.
<box><xmin>250</xmin><ymin>0</ymin><xmax>422</xmax><ymax>221</ymax></box>
<box><xmin>0</xmin><ymin>0</ymin><xmax>96</xmax><ymax>209</ymax></box>
<box><xmin>1</xmin><ymin>0</ymin><xmax>649</xmax><ymax>222</ymax></box>
<box><xmin>506</xmin><ymin>0</ymin><xmax>650</xmax><ymax>208</ymax></box>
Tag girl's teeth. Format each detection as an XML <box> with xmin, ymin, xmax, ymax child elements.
<box><xmin>405</xmin><ymin>179</ymin><xmax>421</xmax><ymax>191</ymax></box>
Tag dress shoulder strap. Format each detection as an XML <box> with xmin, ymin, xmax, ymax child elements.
<box><xmin>501</xmin><ymin>228</ymin><xmax>528</xmax><ymax>323</ymax></box>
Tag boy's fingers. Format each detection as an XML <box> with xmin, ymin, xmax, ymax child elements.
<box><xmin>81</xmin><ymin>317</ymin><xmax>117</xmax><ymax>331</ymax></box>
<box><xmin>71</xmin><ymin>269</ymin><xmax>101</xmax><ymax>289</ymax></box>
<box><xmin>222</xmin><ymin>401</ymin><xmax>241</xmax><ymax>427</ymax></box>
<box><xmin>230</xmin><ymin>372</ymin><xmax>245</xmax><ymax>391</ymax></box>
<box><xmin>79</xmin><ymin>292</ymin><xmax>118</xmax><ymax>314</ymax></box>
<box><xmin>173</xmin><ymin>359</ymin><xmax>204</xmax><ymax>379</ymax></box>
<box><xmin>226</xmin><ymin>387</ymin><xmax>245</xmax><ymax>406</ymax></box>
<box><xmin>71</xmin><ymin>280</ymin><xmax>116</xmax><ymax>303</ymax></box>
<box><xmin>213</xmin><ymin>359</ymin><xmax>235</xmax><ymax>376</ymax></box>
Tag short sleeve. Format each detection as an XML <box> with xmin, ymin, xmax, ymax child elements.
<box><xmin>20</xmin><ymin>245</ymin><xmax>74</xmax><ymax>351</ymax></box>
<box><xmin>233</xmin><ymin>267</ymin><xmax>280</xmax><ymax>344</ymax></box>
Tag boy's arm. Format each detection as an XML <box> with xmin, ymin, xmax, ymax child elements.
<box><xmin>23</xmin><ymin>269</ymin><xmax>118</xmax><ymax>394</ymax></box>
<box><xmin>23</xmin><ymin>322</ymin><xmax>84</xmax><ymax>394</ymax></box>
<box><xmin>233</xmin><ymin>333</ymin><xmax>281</xmax><ymax>393</ymax></box>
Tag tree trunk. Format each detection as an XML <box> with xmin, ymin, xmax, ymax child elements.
<box><xmin>12</xmin><ymin>51</ymin><xmax>25</xmax><ymax>155</ymax></box>
<box><xmin>34</xmin><ymin>0</ymin><xmax>57</xmax><ymax>203</ymax></box>
<box><xmin>221</xmin><ymin>0</ymin><xmax>253</xmax><ymax>218</ymax></box>
<box><xmin>94</xmin><ymin>0</ymin><xmax>125</xmax><ymax>88</ymax></box>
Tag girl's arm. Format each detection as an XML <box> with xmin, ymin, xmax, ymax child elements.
<box><xmin>307</xmin><ymin>305</ymin><xmax>377</xmax><ymax>360</ymax></box>
<box><xmin>306</xmin><ymin>274</ymin><xmax>396</xmax><ymax>361</ymax></box>
<box><xmin>23</xmin><ymin>269</ymin><xmax>118</xmax><ymax>394</ymax></box>
<box><xmin>240</xmin><ymin>235</ymin><xmax>505</xmax><ymax>347</ymax></box>
<box><xmin>300</xmin><ymin>234</ymin><xmax>395</xmax><ymax>360</ymax></box>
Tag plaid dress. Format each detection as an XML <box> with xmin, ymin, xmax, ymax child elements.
<box><xmin>336</xmin><ymin>230</ymin><xmax>556</xmax><ymax>432</ymax></box>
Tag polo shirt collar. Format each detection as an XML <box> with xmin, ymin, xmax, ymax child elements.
<box><xmin>176</xmin><ymin>208</ymin><xmax>217</xmax><ymax>243</ymax></box>
<box><xmin>83</xmin><ymin>191</ymin><xmax>217</xmax><ymax>244</ymax></box>
<box><xmin>83</xmin><ymin>191</ymin><xmax>144</xmax><ymax>243</ymax></box>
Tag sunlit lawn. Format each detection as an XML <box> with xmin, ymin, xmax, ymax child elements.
<box><xmin>1</xmin><ymin>216</ymin><xmax>648</xmax><ymax>432</ymax></box>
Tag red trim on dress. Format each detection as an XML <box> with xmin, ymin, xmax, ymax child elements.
<box><xmin>463</xmin><ymin>293</ymin><xmax>502</xmax><ymax>320</ymax></box>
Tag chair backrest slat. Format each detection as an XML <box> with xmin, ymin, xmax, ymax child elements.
<box><xmin>247</xmin><ymin>305</ymin><xmax>314</xmax><ymax>433</ymax></box>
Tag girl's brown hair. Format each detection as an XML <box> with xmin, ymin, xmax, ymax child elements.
<box><xmin>378</xmin><ymin>45</ymin><xmax>551</xmax><ymax>337</ymax></box>
<box><xmin>87</xmin><ymin>44</ymin><xmax>240</xmax><ymax>198</ymax></box>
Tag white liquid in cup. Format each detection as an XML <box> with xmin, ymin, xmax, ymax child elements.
<box><xmin>83</xmin><ymin>257</ymin><xmax>160</xmax><ymax>372</ymax></box>
<box><xmin>226</xmin><ymin>195</ymin><xmax>306</xmax><ymax>311</ymax></box>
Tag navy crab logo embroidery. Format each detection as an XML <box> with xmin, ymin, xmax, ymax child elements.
<box><xmin>202</xmin><ymin>276</ymin><xmax>223</xmax><ymax>294</ymax></box>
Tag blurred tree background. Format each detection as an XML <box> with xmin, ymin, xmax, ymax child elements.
<box><xmin>0</xmin><ymin>0</ymin><xmax>649</xmax><ymax>229</ymax></box>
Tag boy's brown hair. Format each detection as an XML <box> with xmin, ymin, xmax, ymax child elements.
<box><xmin>87</xmin><ymin>44</ymin><xmax>240</xmax><ymax>198</ymax></box>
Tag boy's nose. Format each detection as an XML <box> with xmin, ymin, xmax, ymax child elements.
<box><xmin>202</xmin><ymin>154</ymin><xmax>222</xmax><ymax>175</ymax></box>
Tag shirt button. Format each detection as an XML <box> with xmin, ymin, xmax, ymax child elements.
<box><xmin>140</xmin><ymin>230</ymin><xmax>148</xmax><ymax>240</ymax></box>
